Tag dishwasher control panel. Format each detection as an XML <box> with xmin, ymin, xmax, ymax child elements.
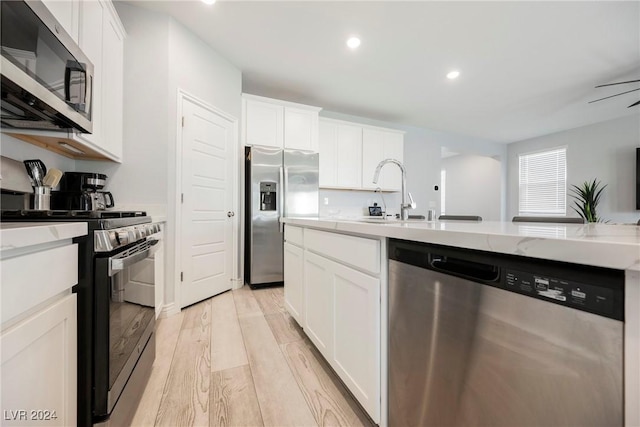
<box><xmin>506</xmin><ymin>270</ymin><xmax>615</xmax><ymax>317</ymax></box>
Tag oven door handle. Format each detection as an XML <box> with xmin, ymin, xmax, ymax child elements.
<box><xmin>109</xmin><ymin>239</ymin><xmax>159</xmax><ymax>276</ymax></box>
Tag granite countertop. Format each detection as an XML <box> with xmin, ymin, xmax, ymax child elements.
<box><xmin>283</xmin><ymin>218</ymin><xmax>640</xmax><ymax>271</ymax></box>
<box><xmin>0</xmin><ymin>222</ymin><xmax>88</xmax><ymax>252</ymax></box>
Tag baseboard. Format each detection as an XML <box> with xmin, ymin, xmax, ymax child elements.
<box><xmin>159</xmin><ymin>302</ymin><xmax>180</xmax><ymax>318</ymax></box>
<box><xmin>231</xmin><ymin>277</ymin><xmax>244</xmax><ymax>290</ymax></box>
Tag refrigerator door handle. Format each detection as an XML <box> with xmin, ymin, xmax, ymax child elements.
<box><xmin>279</xmin><ymin>166</ymin><xmax>285</xmax><ymax>233</ymax></box>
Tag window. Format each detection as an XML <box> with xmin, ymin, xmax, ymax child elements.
<box><xmin>440</xmin><ymin>169</ymin><xmax>446</xmax><ymax>215</ymax></box>
<box><xmin>518</xmin><ymin>147</ymin><xmax>567</xmax><ymax>216</ymax></box>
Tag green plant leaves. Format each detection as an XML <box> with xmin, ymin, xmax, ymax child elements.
<box><xmin>569</xmin><ymin>179</ymin><xmax>607</xmax><ymax>223</ymax></box>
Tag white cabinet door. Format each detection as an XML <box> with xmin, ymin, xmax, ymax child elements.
<box><xmin>100</xmin><ymin>6</ymin><xmax>125</xmax><ymax>161</ymax></box>
<box><xmin>41</xmin><ymin>0</ymin><xmax>80</xmax><ymax>43</ymax></box>
<box><xmin>284</xmin><ymin>107</ymin><xmax>318</xmax><ymax>151</ymax></box>
<box><xmin>1</xmin><ymin>294</ymin><xmax>77</xmax><ymax>427</ymax></box>
<box><xmin>304</xmin><ymin>251</ymin><xmax>334</xmax><ymax>358</ymax></box>
<box><xmin>244</xmin><ymin>98</ymin><xmax>284</xmax><ymax>148</ymax></box>
<box><xmin>335</xmin><ymin>123</ymin><xmax>362</xmax><ymax>188</ymax></box>
<box><xmin>319</xmin><ymin>120</ymin><xmax>337</xmax><ymax>187</ymax></box>
<box><xmin>382</xmin><ymin>131</ymin><xmax>404</xmax><ymax>191</ymax></box>
<box><xmin>362</xmin><ymin>128</ymin><xmax>404</xmax><ymax>191</ymax></box>
<box><xmin>284</xmin><ymin>242</ymin><xmax>304</xmax><ymax>326</ymax></box>
<box><xmin>319</xmin><ymin>119</ymin><xmax>363</xmax><ymax>189</ymax></box>
<box><xmin>77</xmin><ymin>0</ymin><xmax>104</xmax><ymax>148</ymax></box>
<box><xmin>362</xmin><ymin>128</ymin><xmax>384</xmax><ymax>190</ymax></box>
<box><xmin>333</xmin><ymin>262</ymin><xmax>380</xmax><ymax>421</ymax></box>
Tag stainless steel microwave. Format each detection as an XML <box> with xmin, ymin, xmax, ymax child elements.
<box><xmin>1</xmin><ymin>0</ymin><xmax>93</xmax><ymax>133</ymax></box>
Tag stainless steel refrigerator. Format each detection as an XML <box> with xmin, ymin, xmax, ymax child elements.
<box><xmin>244</xmin><ymin>146</ymin><xmax>319</xmax><ymax>287</ymax></box>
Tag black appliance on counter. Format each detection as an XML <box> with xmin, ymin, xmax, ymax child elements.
<box><xmin>0</xmin><ymin>209</ymin><xmax>159</xmax><ymax>426</ymax></box>
<box><xmin>53</xmin><ymin>172</ymin><xmax>115</xmax><ymax>211</ymax></box>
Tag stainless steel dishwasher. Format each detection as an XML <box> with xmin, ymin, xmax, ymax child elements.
<box><xmin>388</xmin><ymin>239</ymin><xmax>624</xmax><ymax>427</ymax></box>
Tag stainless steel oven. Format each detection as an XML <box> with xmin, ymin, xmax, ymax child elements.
<box><xmin>93</xmin><ymin>223</ymin><xmax>161</xmax><ymax>426</ymax></box>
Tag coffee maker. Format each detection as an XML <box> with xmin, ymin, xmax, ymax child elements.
<box><xmin>52</xmin><ymin>172</ymin><xmax>115</xmax><ymax>211</ymax></box>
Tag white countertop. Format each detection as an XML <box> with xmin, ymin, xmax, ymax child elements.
<box><xmin>283</xmin><ymin>218</ymin><xmax>640</xmax><ymax>271</ymax></box>
<box><xmin>0</xmin><ymin>222</ymin><xmax>88</xmax><ymax>251</ymax></box>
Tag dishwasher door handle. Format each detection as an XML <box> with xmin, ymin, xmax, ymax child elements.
<box><xmin>429</xmin><ymin>255</ymin><xmax>500</xmax><ymax>282</ymax></box>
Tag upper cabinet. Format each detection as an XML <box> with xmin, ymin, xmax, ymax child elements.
<box><xmin>319</xmin><ymin>119</ymin><xmax>362</xmax><ymax>189</ymax></box>
<box><xmin>41</xmin><ymin>0</ymin><xmax>80</xmax><ymax>42</ymax></box>
<box><xmin>5</xmin><ymin>0</ymin><xmax>125</xmax><ymax>162</ymax></box>
<box><xmin>77</xmin><ymin>0</ymin><xmax>125</xmax><ymax>162</ymax></box>
<box><xmin>362</xmin><ymin>128</ymin><xmax>404</xmax><ymax>191</ymax></box>
<box><xmin>319</xmin><ymin>118</ymin><xmax>404</xmax><ymax>192</ymax></box>
<box><xmin>242</xmin><ymin>94</ymin><xmax>321</xmax><ymax>151</ymax></box>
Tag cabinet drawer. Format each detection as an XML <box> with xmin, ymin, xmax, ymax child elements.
<box><xmin>284</xmin><ymin>225</ymin><xmax>304</xmax><ymax>247</ymax></box>
<box><xmin>1</xmin><ymin>244</ymin><xmax>78</xmax><ymax>324</ymax></box>
<box><xmin>304</xmin><ymin>229</ymin><xmax>380</xmax><ymax>275</ymax></box>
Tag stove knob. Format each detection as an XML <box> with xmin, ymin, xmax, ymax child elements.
<box><xmin>109</xmin><ymin>231</ymin><xmax>117</xmax><ymax>245</ymax></box>
<box><xmin>117</xmin><ymin>231</ymin><xmax>130</xmax><ymax>246</ymax></box>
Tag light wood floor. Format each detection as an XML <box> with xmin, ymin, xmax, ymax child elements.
<box><xmin>131</xmin><ymin>286</ymin><xmax>375</xmax><ymax>427</ymax></box>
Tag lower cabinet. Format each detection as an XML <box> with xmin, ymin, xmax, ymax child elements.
<box><xmin>284</xmin><ymin>225</ymin><xmax>381</xmax><ymax>423</ymax></box>
<box><xmin>1</xmin><ymin>294</ymin><xmax>77</xmax><ymax>426</ymax></box>
<box><xmin>332</xmin><ymin>259</ymin><xmax>380</xmax><ymax>419</ymax></box>
<box><xmin>283</xmin><ymin>242</ymin><xmax>305</xmax><ymax>326</ymax></box>
<box><xmin>303</xmin><ymin>251</ymin><xmax>334</xmax><ymax>357</ymax></box>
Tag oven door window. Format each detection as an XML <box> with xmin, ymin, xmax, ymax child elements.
<box><xmin>109</xmin><ymin>267</ymin><xmax>155</xmax><ymax>391</ymax></box>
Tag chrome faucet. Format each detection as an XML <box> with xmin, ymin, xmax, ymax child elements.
<box><xmin>372</xmin><ymin>158</ymin><xmax>416</xmax><ymax>220</ymax></box>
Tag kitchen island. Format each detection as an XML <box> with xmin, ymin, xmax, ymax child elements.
<box><xmin>282</xmin><ymin>217</ymin><xmax>640</xmax><ymax>427</ymax></box>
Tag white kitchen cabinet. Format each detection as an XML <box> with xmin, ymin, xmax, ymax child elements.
<box><xmin>242</xmin><ymin>94</ymin><xmax>321</xmax><ymax>151</ymax></box>
<box><xmin>284</xmin><ymin>242</ymin><xmax>304</xmax><ymax>326</ymax></box>
<box><xmin>243</xmin><ymin>97</ymin><xmax>284</xmax><ymax>148</ymax></box>
<box><xmin>332</xmin><ymin>259</ymin><xmax>380</xmax><ymax>420</ymax></box>
<box><xmin>77</xmin><ymin>0</ymin><xmax>105</xmax><ymax>148</ymax></box>
<box><xmin>303</xmin><ymin>250</ymin><xmax>334</xmax><ymax>359</ymax></box>
<box><xmin>42</xmin><ymin>0</ymin><xmax>80</xmax><ymax>43</ymax></box>
<box><xmin>297</xmin><ymin>228</ymin><xmax>382</xmax><ymax>423</ymax></box>
<box><xmin>284</xmin><ymin>107</ymin><xmax>319</xmax><ymax>151</ymax></box>
<box><xmin>97</xmin><ymin>3</ymin><xmax>125</xmax><ymax>161</ymax></box>
<box><xmin>284</xmin><ymin>225</ymin><xmax>305</xmax><ymax>326</ymax></box>
<box><xmin>362</xmin><ymin>128</ymin><xmax>404</xmax><ymax>191</ymax></box>
<box><xmin>0</xmin><ymin>223</ymin><xmax>85</xmax><ymax>427</ymax></box>
<box><xmin>319</xmin><ymin>118</ymin><xmax>403</xmax><ymax>191</ymax></box>
<box><xmin>318</xmin><ymin>119</ymin><xmax>363</xmax><ymax>188</ymax></box>
<box><xmin>1</xmin><ymin>294</ymin><xmax>77</xmax><ymax>427</ymax></box>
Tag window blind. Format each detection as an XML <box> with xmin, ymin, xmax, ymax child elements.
<box><xmin>518</xmin><ymin>147</ymin><xmax>566</xmax><ymax>216</ymax></box>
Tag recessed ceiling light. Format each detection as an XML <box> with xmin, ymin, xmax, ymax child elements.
<box><xmin>346</xmin><ymin>37</ymin><xmax>361</xmax><ymax>49</ymax></box>
<box><xmin>447</xmin><ymin>70</ymin><xmax>460</xmax><ymax>80</ymax></box>
<box><xmin>201</xmin><ymin>0</ymin><xmax>216</xmax><ymax>5</ymax></box>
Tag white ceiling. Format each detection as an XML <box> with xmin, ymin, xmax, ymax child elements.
<box><xmin>134</xmin><ymin>1</ymin><xmax>640</xmax><ymax>143</ymax></box>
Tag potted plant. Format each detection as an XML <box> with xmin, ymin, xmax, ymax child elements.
<box><xmin>569</xmin><ymin>179</ymin><xmax>607</xmax><ymax>223</ymax></box>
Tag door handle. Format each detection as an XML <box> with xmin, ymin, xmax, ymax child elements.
<box><xmin>227</xmin><ymin>211</ymin><xmax>235</xmax><ymax>217</ymax></box>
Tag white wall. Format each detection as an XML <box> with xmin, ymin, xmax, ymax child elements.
<box><xmin>77</xmin><ymin>3</ymin><xmax>171</xmax><ymax>207</ymax></box>
<box><xmin>507</xmin><ymin>115</ymin><xmax>640</xmax><ymax>223</ymax></box>
<box><xmin>441</xmin><ymin>154</ymin><xmax>502</xmax><ymax>220</ymax></box>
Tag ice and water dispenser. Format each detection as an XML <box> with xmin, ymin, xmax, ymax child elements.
<box><xmin>260</xmin><ymin>182</ymin><xmax>277</xmax><ymax>211</ymax></box>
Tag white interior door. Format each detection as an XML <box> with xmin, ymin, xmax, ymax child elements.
<box><xmin>181</xmin><ymin>98</ymin><xmax>234</xmax><ymax>308</ymax></box>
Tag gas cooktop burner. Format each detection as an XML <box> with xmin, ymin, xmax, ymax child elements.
<box><xmin>0</xmin><ymin>209</ymin><xmax>147</xmax><ymax>219</ymax></box>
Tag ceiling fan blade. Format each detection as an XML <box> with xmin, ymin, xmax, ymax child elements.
<box><xmin>628</xmin><ymin>100</ymin><xmax>640</xmax><ymax>108</ymax></box>
<box><xmin>588</xmin><ymin>87</ymin><xmax>640</xmax><ymax>104</ymax></box>
<box><xmin>595</xmin><ymin>79</ymin><xmax>640</xmax><ymax>88</ymax></box>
